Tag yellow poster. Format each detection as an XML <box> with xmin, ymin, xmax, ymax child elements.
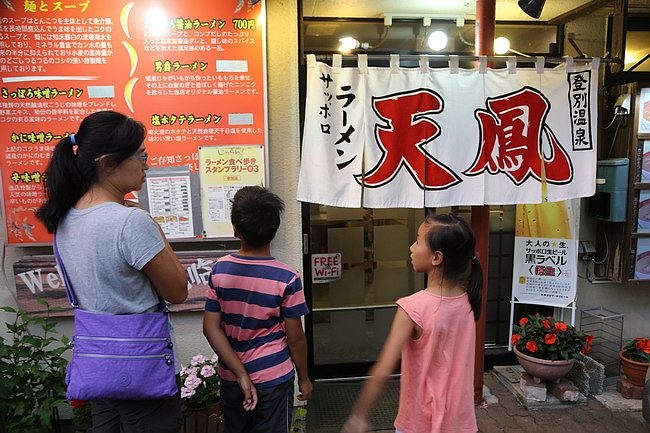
<box><xmin>198</xmin><ymin>145</ymin><xmax>265</xmax><ymax>237</ymax></box>
<box><xmin>512</xmin><ymin>196</ymin><xmax>579</xmax><ymax>308</ymax></box>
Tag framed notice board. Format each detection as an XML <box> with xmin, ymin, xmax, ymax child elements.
<box><xmin>0</xmin><ymin>0</ymin><xmax>268</xmax><ymax>244</ymax></box>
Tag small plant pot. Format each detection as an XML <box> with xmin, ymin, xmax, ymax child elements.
<box><xmin>619</xmin><ymin>351</ymin><xmax>650</xmax><ymax>387</ymax></box>
<box><xmin>513</xmin><ymin>346</ymin><xmax>576</xmax><ymax>384</ymax></box>
<box><xmin>183</xmin><ymin>403</ymin><xmax>222</xmax><ymax>433</ymax></box>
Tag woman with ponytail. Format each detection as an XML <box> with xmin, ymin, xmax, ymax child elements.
<box><xmin>342</xmin><ymin>212</ymin><xmax>483</xmax><ymax>433</ymax></box>
<box><xmin>36</xmin><ymin>111</ymin><xmax>188</xmax><ymax>433</ymax></box>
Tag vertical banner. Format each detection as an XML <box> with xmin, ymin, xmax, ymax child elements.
<box><xmin>297</xmin><ymin>54</ymin><xmax>364</xmax><ymax>207</ymax></box>
<box><xmin>512</xmin><ymin>194</ymin><xmax>579</xmax><ymax>307</ymax></box>
<box><xmin>0</xmin><ymin>0</ymin><xmax>267</xmax><ymax>244</ymax></box>
<box><xmin>198</xmin><ymin>145</ymin><xmax>264</xmax><ymax>238</ymax></box>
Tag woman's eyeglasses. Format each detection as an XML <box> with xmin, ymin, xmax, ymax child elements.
<box><xmin>94</xmin><ymin>151</ymin><xmax>148</xmax><ymax>163</ymax></box>
<box><xmin>132</xmin><ymin>152</ymin><xmax>148</xmax><ymax>163</ymax></box>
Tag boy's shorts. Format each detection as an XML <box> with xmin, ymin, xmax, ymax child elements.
<box><xmin>220</xmin><ymin>378</ymin><xmax>294</xmax><ymax>433</ymax></box>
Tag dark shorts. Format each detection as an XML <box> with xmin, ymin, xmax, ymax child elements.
<box><xmin>220</xmin><ymin>378</ymin><xmax>294</xmax><ymax>433</ymax></box>
<box><xmin>90</xmin><ymin>396</ymin><xmax>183</xmax><ymax>433</ymax></box>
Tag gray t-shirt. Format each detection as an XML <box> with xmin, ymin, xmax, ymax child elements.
<box><xmin>56</xmin><ymin>202</ymin><xmax>164</xmax><ymax>314</ymax></box>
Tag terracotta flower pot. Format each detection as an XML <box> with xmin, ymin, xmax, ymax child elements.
<box><xmin>619</xmin><ymin>350</ymin><xmax>650</xmax><ymax>387</ymax></box>
<box><xmin>513</xmin><ymin>346</ymin><xmax>576</xmax><ymax>384</ymax></box>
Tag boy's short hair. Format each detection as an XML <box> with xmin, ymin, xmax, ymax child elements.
<box><xmin>230</xmin><ymin>186</ymin><xmax>285</xmax><ymax>248</ymax></box>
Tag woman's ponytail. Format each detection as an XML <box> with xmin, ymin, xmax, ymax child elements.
<box><xmin>36</xmin><ymin>135</ymin><xmax>88</xmax><ymax>232</ymax></box>
<box><xmin>36</xmin><ymin>110</ymin><xmax>146</xmax><ymax>232</ymax></box>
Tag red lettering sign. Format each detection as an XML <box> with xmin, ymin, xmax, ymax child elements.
<box><xmin>465</xmin><ymin>87</ymin><xmax>572</xmax><ymax>185</ymax></box>
<box><xmin>358</xmin><ymin>89</ymin><xmax>461</xmax><ymax>189</ymax></box>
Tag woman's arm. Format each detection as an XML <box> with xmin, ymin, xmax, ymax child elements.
<box><xmin>142</xmin><ymin>227</ymin><xmax>187</xmax><ymax>304</ymax></box>
<box><xmin>342</xmin><ymin>306</ymin><xmax>416</xmax><ymax>433</ymax></box>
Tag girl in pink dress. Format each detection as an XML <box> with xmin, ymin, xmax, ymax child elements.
<box><xmin>342</xmin><ymin>213</ymin><xmax>483</xmax><ymax>433</ymax></box>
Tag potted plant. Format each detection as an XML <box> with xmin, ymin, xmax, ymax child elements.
<box><xmin>619</xmin><ymin>337</ymin><xmax>650</xmax><ymax>387</ymax></box>
<box><xmin>70</xmin><ymin>400</ymin><xmax>92</xmax><ymax>432</ymax></box>
<box><xmin>0</xmin><ymin>300</ymin><xmax>70</xmax><ymax>433</ymax></box>
<box><xmin>181</xmin><ymin>353</ymin><xmax>222</xmax><ymax>433</ymax></box>
<box><xmin>511</xmin><ymin>314</ymin><xmax>593</xmax><ymax>383</ymax></box>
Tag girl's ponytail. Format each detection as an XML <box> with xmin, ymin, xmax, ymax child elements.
<box><xmin>424</xmin><ymin>213</ymin><xmax>483</xmax><ymax>321</ymax></box>
<box><xmin>466</xmin><ymin>256</ymin><xmax>483</xmax><ymax>321</ymax></box>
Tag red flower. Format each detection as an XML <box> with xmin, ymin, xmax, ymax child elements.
<box><xmin>622</xmin><ymin>337</ymin><xmax>650</xmax><ymax>362</ymax></box>
<box><xmin>585</xmin><ymin>335</ymin><xmax>594</xmax><ymax>344</ymax></box>
<box><xmin>69</xmin><ymin>400</ymin><xmax>87</xmax><ymax>409</ymax></box>
<box><xmin>542</xmin><ymin>319</ymin><xmax>551</xmax><ymax>329</ymax></box>
<box><xmin>554</xmin><ymin>322</ymin><xmax>568</xmax><ymax>332</ymax></box>
<box><xmin>519</xmin><ymin>318</ymin><xmax>529</xmax><ymax>326</ymax></box>
<box><xmin>544</xmin><ymin>333</ymin><xmax>557</xmax><ymax>345</ymax></box>
<box><xmin>581</xmin><ymin>345</ymin><xmax>592</xmax><ymax>354</ymax></box>
<box><xmin>526</xmin><ymin>341</ymin><xmax>538</xmax><ymax>352</ymax></box>
<box><xmin>638</xmin><ymin>338</ymin><xmax>650</xmax><ymax>354</ymax></box>
<box><xmin>511</xmin><ymin>334</ymin><xmax>521</xmax><ymax>345</ymax></box>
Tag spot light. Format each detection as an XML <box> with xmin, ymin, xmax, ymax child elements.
<box><xmin>518</xmin><ymin>0</ymin><xmax>546</xmax><ymax>19</ymax></box>
<box><xmin>338</xmin><ymin>37</ymin><xmax>370</xmax><ymax>53</ymax></box>
<box><xmin>427</xmin><ymin>31</ymin><xmax>448</xmax><ymax>52</ymax></box>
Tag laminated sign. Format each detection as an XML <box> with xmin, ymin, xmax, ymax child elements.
<box><xmin>311</xmin><ymin>253</ymin><xmax>342</xmax><ymax>284</ymax></box>
<box><xmin>512</xmin><ymin>198</ymin><xmax>579</xmax><ymax>307</ymax></box>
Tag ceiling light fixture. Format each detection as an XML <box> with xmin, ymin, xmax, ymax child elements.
<box><xmin>493</xmin><ymin>36</ymin><xmax>531</xmax><ymax>58</ymax></box>
<box><xmin>494</xmin><ymin>37</ymin><xmax>510</xmax><ymax>55</ymax></box>
<box><xmin>427</xmin><ymin>31</ymin><xmax>448</xmax><ymax>52</ymax></box>
<box><xmin>518</xmin><ymin>0</ymin><xmax>546</xmax><ymax>19</ymax></box>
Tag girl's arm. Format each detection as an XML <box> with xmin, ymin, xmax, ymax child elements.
<box><xmin>341</xmin><ymin>306</ymin><xmax>416</xmax><ymax>433</ymax></box>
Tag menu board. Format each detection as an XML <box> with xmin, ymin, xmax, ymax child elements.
<box><xmin>0</xmin><ymin>0</ymin><xmax>267</xmax><ymax>244</ymax></box>
<box><xmin>146</xmin><ymin>174</ymin><xmax>194</xmax><ymax>238</ymax></box>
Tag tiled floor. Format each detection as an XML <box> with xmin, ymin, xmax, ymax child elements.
<box><xmin>296</xmin><ymin>372</ymin><xmax>647</xmax><ymax>433</ymax></box>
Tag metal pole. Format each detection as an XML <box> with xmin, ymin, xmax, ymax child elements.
<box><xmin>473</xmin><ymin>0</ymin><xmax>494</xmax><ymax>407</ymax></box>
<box><xmin>311</xmin><ymin>53</ymin><xmax>616</xmax><ymax>65</ymax></box>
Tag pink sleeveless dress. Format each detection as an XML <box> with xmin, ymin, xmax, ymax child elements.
<box><xmin>394</xmin><ymin>290</ymin><xmax>478</xmax><ymax>433</ymax></box>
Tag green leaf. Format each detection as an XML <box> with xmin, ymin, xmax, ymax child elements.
<box><xmin>0</xmin><ymin>304</ymin><xmax>70</xmax><ymax>432</ymax></box>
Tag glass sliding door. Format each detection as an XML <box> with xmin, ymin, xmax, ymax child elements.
<box><xmin>305</xmin><ymin>205</ymin><xmax>425</xmax><ymax>377</ymax></box>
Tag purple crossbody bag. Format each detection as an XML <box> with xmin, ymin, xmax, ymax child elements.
<box><xmin>54</xmin><ymin>235</ymin><xmax>178</xmax><ymax>400</ymax></box>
